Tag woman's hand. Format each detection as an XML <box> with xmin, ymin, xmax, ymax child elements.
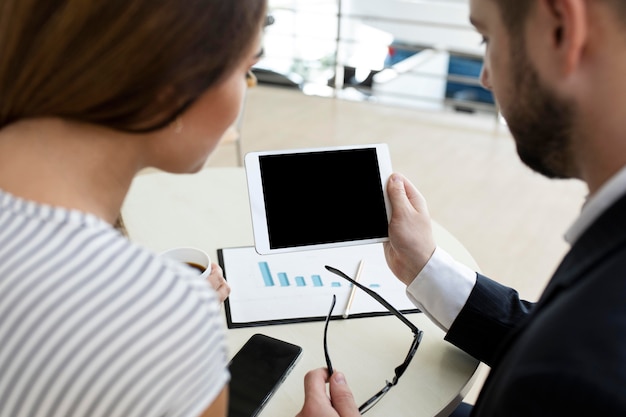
<box><xmin>206</xmin><ymin>263</ymin><xmax>230</xmax><ymax>302</ymax></box>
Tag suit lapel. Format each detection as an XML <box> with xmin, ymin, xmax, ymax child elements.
<box><xmin>537</xmin><ymin>191</ymin><xmax>626</xmax><ymax>307</ymax></box>
<box><xmin>473</xmin><ymin>192</ymin><xmax>626</xmax><ymax>415</ymax></box>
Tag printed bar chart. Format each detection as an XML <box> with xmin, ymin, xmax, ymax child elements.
<box><xmin>257</xmin><ymin>262</ymin><xmax>385</xmax><ymax>289</ymax></box>
<box><xmin>259</xmin><ymin>262</ymin><xmax>341</xmax><ymax>287</ymax></box>
<box><xmin>259</xmin><ymin>262</ymin><xmax>330</xmax><ymax>287</ymax></box>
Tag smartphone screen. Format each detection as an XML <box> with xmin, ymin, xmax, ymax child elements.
<box><xmin>228</xmin><ymin>333</ymin><xmax>303</xmax><ymax>417</ymax></box>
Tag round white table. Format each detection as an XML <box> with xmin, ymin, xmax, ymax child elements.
<box><xmin>122</xmin><ymin>167</ymin><xmax>480</xmax><ymax>417</ymax></box>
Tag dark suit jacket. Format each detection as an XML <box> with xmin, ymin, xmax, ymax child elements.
<box><xmin>445</xmin><ymin>192</ymin><xmax>626</xmax><ymax>416</ymax></box>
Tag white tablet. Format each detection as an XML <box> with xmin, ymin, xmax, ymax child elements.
<box><xmin>244</xmin><ymin>144</ymin><xmax>393</xmax><ymax>254</ymax></box>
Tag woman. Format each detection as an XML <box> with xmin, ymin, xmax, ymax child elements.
<box><xmin>0</xmin><ymin>1</ymin><xmax>266</xmax><ymax>416</ymax></box>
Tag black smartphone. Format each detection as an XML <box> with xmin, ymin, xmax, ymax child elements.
<box><xmin>228</xmin><ymin>333</ymin><xmax>303</xmax><ymax>417</ymax></box>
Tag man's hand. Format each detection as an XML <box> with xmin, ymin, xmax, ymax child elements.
<box><xmin>296</xmin><ymin>369</ymin><xmax>361</xmax><ymax>417</ymax></box>
<box><xmin>384</xmin><ymin>173</ymin><xmax>436</xmax><ymax>285</ymax></box>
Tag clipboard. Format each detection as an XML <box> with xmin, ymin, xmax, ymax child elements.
<box><xmin>218</xmin><ymin>245</ymin><xmax>420</xmax><ymax>329</ymax></box>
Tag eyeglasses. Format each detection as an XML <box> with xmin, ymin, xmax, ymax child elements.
<box><xmin>323</xmin><ymin>265</ymin><xmax>424</xmax><ymax>414</ymax></box>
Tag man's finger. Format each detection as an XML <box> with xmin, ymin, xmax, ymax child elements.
<box><xmin>329</xmin><ymin>372</ymin><xmax>361</xmax><ymax>417</ymax></box>
<box><xmin>388</xmin><ymin>173</ymin><xmax>428</xmax><ymax>214</ymax></box>
<box><xmin>303</xmin><ymin>368</ymin><xmax>331</xmax><ymax>400</ymax></box>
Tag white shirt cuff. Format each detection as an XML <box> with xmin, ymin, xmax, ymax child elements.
<box><xmin>406</xmin><ymin>246</ymin><xmax>477</xmax><ymax>332</ymax></box>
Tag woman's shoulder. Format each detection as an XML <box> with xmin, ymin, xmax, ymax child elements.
<box><xmin>0</xmin><ymin>191</ymin><xmax>229</xmax><ymax>417</ymax></box>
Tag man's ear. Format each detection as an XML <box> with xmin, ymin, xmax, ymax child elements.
<box><xmin>544</xmin><ymin>0</ymin><xmax>588</xmax><ymax>75</ymax></box>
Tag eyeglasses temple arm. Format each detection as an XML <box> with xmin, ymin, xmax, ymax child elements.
<box><xmin>324</xmin><ymin>294</ymin><xmax>336</xmax><ymax>376</ymax></box>
<box><xmin>325</xmin><ymin>265</ymin><xmax>420</xmax><ymax>334</ymax></box>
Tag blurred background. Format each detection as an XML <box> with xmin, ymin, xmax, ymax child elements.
<box><xmin>254</xmin><ymin>0</ymin><xmax>496</xmax><ymax>115</ymax></box>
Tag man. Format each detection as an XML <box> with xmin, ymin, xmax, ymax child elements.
<box><xmin>297</xmin><ymin>0</ymin><xmax>626</xmax><ymax>415</ymax></box>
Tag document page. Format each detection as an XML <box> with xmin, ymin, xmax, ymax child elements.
<box><xmin>219</xmin><ymin>244</ymin><xmax>419</xmax><ymax>328</ymax></box>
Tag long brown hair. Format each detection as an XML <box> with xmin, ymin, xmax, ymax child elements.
<box><xmin>0</xmin><ymin>0</ymin><xmax>267</xmax><ymax>132</ymax></box>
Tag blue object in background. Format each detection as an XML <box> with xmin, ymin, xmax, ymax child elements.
<box><xmin>384</xmin><ymin>44</ymin><xmax>421</xmax><ymax>67</ymax></box>
<box><xmin>385</xmin><ymin>42</ymin><xmax>494</xmax><ymax>107</ymax></box>
<box><xmin>445</xmin><ymin>56</ymin><xmax>494</xmax><ymax>105</ymax></box>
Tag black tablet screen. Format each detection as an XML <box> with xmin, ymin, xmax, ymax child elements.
<box><xmin>259</xmin><ymin>148</ymin><xmax>388</xmax><ymax>249</ymax></box>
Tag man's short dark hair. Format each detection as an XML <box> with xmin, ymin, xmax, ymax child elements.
<box><xmin>497</xmin><ymin>0</ymin><xmax>534</xmax><ymax>36</ymax></box>
<box><xmin>496</xmin><ymin>0</ymin><xmax>626</xmax><ymax>37</ymax></box>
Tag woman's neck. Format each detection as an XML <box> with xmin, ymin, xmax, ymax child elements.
<box><xmin>0</xmin><ymin>118</ymin><xmax>145</xmax><ymax>224</ymax></box>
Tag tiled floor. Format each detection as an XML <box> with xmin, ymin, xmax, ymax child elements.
<box><xmin>207</xmin><ymin>85</ymin><xmax>589</xmax><ymax>404</ymax></box>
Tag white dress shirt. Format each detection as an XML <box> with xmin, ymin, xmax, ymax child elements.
<box><xmin>564</xmin><ymin>166</ymin><xmax>626</xmax><ymax>244</ymax></box>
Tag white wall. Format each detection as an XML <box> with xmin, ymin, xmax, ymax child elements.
<box><xmin>260</xmin><ymin>0</ymin><xmax>486</xmax><ymax>107</ymax></box>
<box><xmin>370</xmin><ymin>49</ymin><xmax>451</xmax><ymax>110</ymax></box>
<box><xmin>342</xmin><ymin>0</ymin><xmax>483</xmax><ymax>56</ymax></box>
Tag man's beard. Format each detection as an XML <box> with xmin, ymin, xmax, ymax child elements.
<box><xmin>503</xmin><ymin>46</ymin><xmax>577</xmax><ymax>180</ymax></box>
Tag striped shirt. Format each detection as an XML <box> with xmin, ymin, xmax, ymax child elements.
<box><xmin>0</xmin><ymin>189</ymin><xmax>229</xmax><ymax>417</ymax></box>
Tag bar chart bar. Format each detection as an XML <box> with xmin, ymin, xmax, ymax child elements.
<box><xmin>278</xmin><ymin>272</ymin><xmax>290</xmax><ymax>287</ymax></box>
<box><xmin>312</xmin><ymin>275</ymin><xmax>323</xmax><ymax>287</ymax></box>
<box><xmin>258</xmin><ymin>262</ymin><xmax>275</xmax><ymax>287</ymax></box>
<box><xmin>257</xmin><ymin>262</ymin><xmax>378</xmax><ymax>289</ymax></box>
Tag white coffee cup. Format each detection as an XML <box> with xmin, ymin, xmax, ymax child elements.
<box><xmin>160</xmin><ymin>247</ymin><xmax>211</xmax><ymax>280</ymax></box>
